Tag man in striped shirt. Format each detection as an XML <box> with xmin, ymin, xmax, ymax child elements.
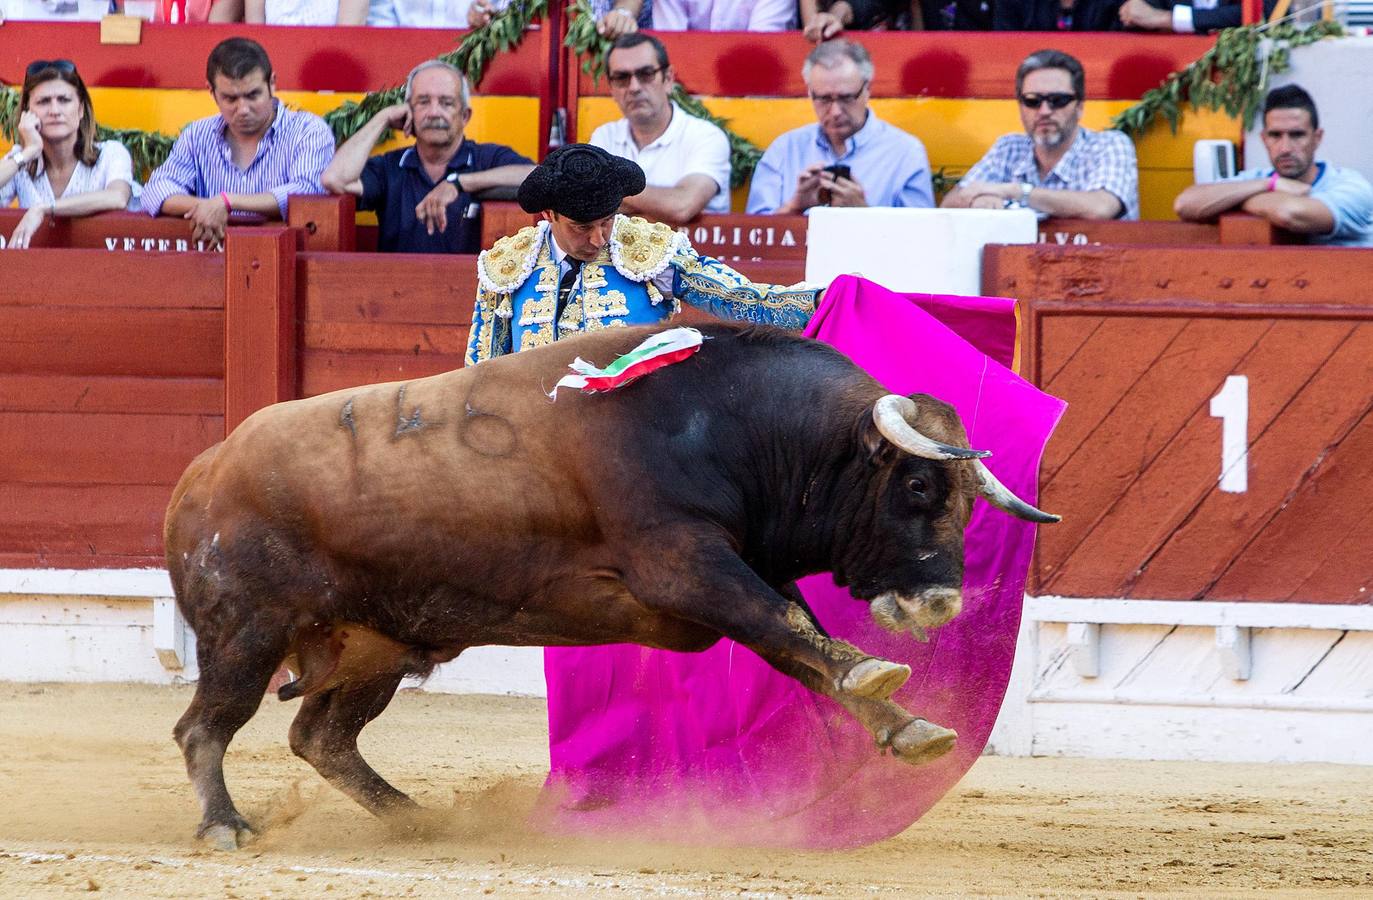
<box><xmin>143</xmin><ymin>37</ymin><xmax>335</xmax><ymax>246</ymax></box>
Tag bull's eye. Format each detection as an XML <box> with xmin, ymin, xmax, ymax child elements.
<box><xmin>904</xmin><ymin>475</ymin><xmax>930</xmax><ymax>498</ymax></box>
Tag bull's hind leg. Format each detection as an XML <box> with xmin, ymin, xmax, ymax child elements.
<box><xmin>288</xmin><ymin>671</ymin><xmax>418</xmax><ymax>820</ymax></box>
<box><xmin>173</xmin><ymin>626</ymin><xmax>290</xmax><ymax>850</ymax></box>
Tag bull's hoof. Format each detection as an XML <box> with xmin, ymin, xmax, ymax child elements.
<box><xmin>887</xmin><ymin>718</ymin><xmax>957</xmax><ymax>766</ymax></box>
<box><xmin>197</xmin><ymin>813</ymin><xmax>254</xmax><ymax>851</ymax></box>
<box><xmin>841</xmin><ymin>658</ymin><xmax>911</xmax><ymax>700</ymax></box>
<box><xmin>198</xmin><ymin>823</ymin><xmax>253</xmax><ymax>851</ymax></box>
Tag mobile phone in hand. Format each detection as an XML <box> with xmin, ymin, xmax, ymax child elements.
<box><xmin>823</xmin><ymin>164</ymin><xmax>851</xmax><ymax>182</ymax></box>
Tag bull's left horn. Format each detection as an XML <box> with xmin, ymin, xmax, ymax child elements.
<box><xmin>873</xmin><ymin>396</ymin><xmax>990</xmax><ymax>461</ymax></box>
<box><xmin>973</xmin><ymin>458</ymin><xmax>1060</xmax><ymax>523</ymax></box>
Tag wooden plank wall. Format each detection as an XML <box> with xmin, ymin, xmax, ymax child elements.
<box><xmin>0</xmin><ymin>249</ymin><xmax>225</xmax><ymax>569</ymax></box>
<box><xmin>987</xmin><ymin>244</ymin><xmax>1373</xmax><ymax>605</ymax></box>
<box><xmin>297</xmin><ymin>253</ymin><xmax>479</xmax><ymax>397</ymax></box>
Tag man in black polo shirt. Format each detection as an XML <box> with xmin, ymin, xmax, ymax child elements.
<box><xmin>322</xmin><ymin>59</ymin><xmax>534</xmax><ymax>254</ymax></box>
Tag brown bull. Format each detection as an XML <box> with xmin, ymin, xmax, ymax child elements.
<box><xmin>165</xmin><ymin>322</ymin><xmax>1055</xmax><ymax>849</ymax></box>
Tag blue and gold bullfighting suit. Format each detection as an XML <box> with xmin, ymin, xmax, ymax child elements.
<box><xmin>464</xmin><ymin>216</ymin><xmax>821</xmax><ymax>366</ymax></box>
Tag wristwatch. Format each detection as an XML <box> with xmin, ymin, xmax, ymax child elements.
<box><xmin>445</xmin><ymin>171</ymin><xmax>462</xmax><ymax>189</ymax></box>
<box><xmin>1019</xmin><ymin>182</ymin><xmax>1034</xmax><ymax>207</ymax></box>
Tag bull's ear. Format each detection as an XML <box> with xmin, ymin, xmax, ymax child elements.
<box><xmin>858</xmin><ymin>413</ymin><xmax>898</xmax><ymax>466</ymax></box>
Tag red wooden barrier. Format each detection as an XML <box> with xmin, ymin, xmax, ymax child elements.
<box><xmin>0</xmin><ymin>247</ymin><xmax>225</xmax><ymax>568</ymax></box>
<box><xmin>986</xmin><ymin>243</ymin><xmax>1373</xmax><ymax>605</ymax></box>
<box><xmin>225</xmin><ymin>228</ymin><xmax>297</xmax><ymax>432</ymax></box>
<box><xmin>0</xmin><ymin>209</ymin><xmax>222</xmax><ymax>253</ymax></box>
<box><xmin>296</xmin><ymin>251</ymin><xmax>477</xmax><ymax>397</ymax></box>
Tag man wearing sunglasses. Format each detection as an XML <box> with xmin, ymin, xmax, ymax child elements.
<box><xmin>588</xmin><ymin>34</ymin><xmax>731</xmax><ymax>225</ymax></box>
<box><xmin>747</xmin><ymin>39</ymin><xmax>932</xmax><ymax>215</ymax></box>
<box><xmin>942</xmin><ymin>49</ymin><xmax>1138</xmax><ymax>221</ymax></box>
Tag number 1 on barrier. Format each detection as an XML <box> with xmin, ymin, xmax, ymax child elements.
<box><xmin>1209</xmin><ymin>375</ymin><xmax>1249</xmax><ymax>494</ymax></box>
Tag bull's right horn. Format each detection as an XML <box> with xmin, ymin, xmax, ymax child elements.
<box><xmin>972</xmin><ymin>458</ymin><xmax>1061</xmax><ymax>524</ymax></box>
<box><xmin>873</xmin><ymin>395</ymin><xmax>990</xmax><ymax>461</ymax></box>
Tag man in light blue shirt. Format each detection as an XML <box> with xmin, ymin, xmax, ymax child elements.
<box><xmin>746</xmin><ymin>39</ymin><xmax>932</xmax><ymax>215</ymax></box>
<box><xmin>1175</xmin><ymin>84</ymin><xmax>1373</xmax><ymax>247</ymax></box>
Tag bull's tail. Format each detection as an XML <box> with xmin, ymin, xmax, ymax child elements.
<box><xmin>163</xmin><ymin>442</ymin><xmax>223</xmax><ymax>614</ymax></box>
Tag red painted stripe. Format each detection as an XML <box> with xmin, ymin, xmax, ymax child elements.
<box><xmin>0</xmin><ymin>22</ymin><xmax>546</xmax><ymax>94</ymax></box>
<box><xmin>0</xmin><ymin>23</ymin><xmax>1213</xmax><ymax>99</ymax></box>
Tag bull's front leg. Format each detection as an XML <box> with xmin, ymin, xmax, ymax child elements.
<box><xmin>774</xmin><ymin>583</ymin><xmax>957</xmax><ymax>766</ymax></box>
<box><xmin>626</xmin><ymin>541</ymin><xmax>955</xmax><ymax>765</ymax></box>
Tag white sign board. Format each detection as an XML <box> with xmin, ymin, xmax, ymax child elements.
<box><xmin>804</xmin><ymin>207</ymin><xmax>1038</xmax><ymax>296</ymax></box>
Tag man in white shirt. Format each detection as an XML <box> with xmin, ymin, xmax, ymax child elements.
<box><xmin>588</xmin><ymin>33</ymin><xmax>732</xmax><ymax>224</ymax></box>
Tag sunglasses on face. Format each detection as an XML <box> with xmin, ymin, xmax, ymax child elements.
<box><xmin>26</xmin><ymin>59</ymin><xmax>77</xmax><ymax>77</ymax></box>
<box><xmin>810</xmin><ymin>81</ymin><xmax>868</xmax><ymax>107</ymax></box>
<box><xmin>607</xmin><ymin>65</ymin><xmax>666</xmax><ymax>89</ymax></box>
<box><xmin>1019</xmin><ymin>92</ymin><xmax>1078</xmax><ymax>111</ymax></box>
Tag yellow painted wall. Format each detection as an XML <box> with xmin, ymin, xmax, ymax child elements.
<box><xmin>0</xmin><ymin>89</ymin><xmax>540</xmax><ymax>162</ymax></box>
<box><xmin>578</xmin><ymin>97</ymin><xmax>1241</xmax><ymax>221</ymax></box>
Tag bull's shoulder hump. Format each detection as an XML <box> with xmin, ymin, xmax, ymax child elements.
<box><xmin>610</xmin><ymin>216</ymin><xmax>681</xmax><ymax>282</ymax></box>
<box><xmin>477</xmin><ymin>221</ymin><xmax>548</xmax><ymax>293</ymax></box>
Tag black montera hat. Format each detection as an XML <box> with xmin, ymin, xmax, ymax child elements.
<box><xmin>518</xmin><ymin>143</ymin><xmax>647</xmax><ymax>222</ymax></box>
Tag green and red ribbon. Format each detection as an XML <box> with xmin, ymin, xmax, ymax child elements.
<box><xmin>548</xmin><ymin>327</ymin><xmax>704</xmax><ymax>398</ymax></box>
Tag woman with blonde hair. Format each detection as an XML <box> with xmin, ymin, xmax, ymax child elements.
<box><xmin>0</xmin><ymin>60</ymin><xmax>137</xmax><ymax>248</ymax></box>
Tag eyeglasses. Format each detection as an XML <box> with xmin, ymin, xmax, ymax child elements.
<box><xmin>1019</xmin><ymin>92</ymin><xmax>1078</xmax><ymax>111</ymax></box>
<box><xmin>607</xmin><ymin>65</ymin><xmax>666</xmax><ymax>89</ymax></box>
<box><xmin>810</xmin><ymin>81</ymin><xmax>868</xmax><ymax>107</ymax></box>
<box><xmin>26</xmin><ymin>59</ymin><xmax>77</xmax><ymax>78</ymax></box>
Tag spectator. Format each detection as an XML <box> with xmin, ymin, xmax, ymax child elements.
<box><xmin>369</xmin><ymin>0</ymin><xmax>477</xmax><ymax>27</ymax></box>
<box><xmin>1174</xmin><ymin>85</ymin><xmax>1373</xmax><ymax>246</ymax></box>
<box><xmin>916</xmin><ymin>0</ymin><xmax>993</xmax><ymax>29</ymax></box>
<box><xmin>245</xmin><ymin>0</ymin><xmax>369</xmax><ymax>25</ymax></box>
<box><xmin>747</xmin><ymin>40</ymin><xmax>932</xmax><ymax>215</ymax></box>
<box><xmin>941</xmin><ymin>48</ymin><xmax>1139</xmax><ymax>220</ymax></box>
<box><xmin>652</xmin><ymin>0</ymin><xmax>796</xmax><ymax>31</ymax></box>
<box><xmin>467</xmin><ymin>0</ymin><xmax>651</xmax><ymax>35</ymax></box>
<box><xmin>0</xmin><ymin>60</ymin><xmax>137</xmax><ymax>249</ymax></box>
<box><xmin>321</xmin><ymin>60</ymin><xmax>534</xmax><ymax>254</ymax></box>
<box><xmin>1118</xmin><ymin>0</ymin><xmax>1276</xmax><ymax>33</ymax></box>
<box><xmin>800</xmin><ymin>0</ymin><xmax>904</xmax><ymax>39</ymax></box>
<box><xmin>142</xmin><ymin>37</ymin><xmax>334</xmax><ymax>246</ymax></box>
<box><xmin>994</xmin><ymin>0</ymin><xmax>1122</xmax><ymax>30</ymax></box>
<box><xmin>588</xmin><ymin>33</ymin><xmax>731</xmax><ymax>224</ymax></box>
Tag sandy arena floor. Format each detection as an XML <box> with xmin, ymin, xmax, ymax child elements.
<box><xmin>0</xmin><ymin>682</ymin><xmax>1369</xmax><ymax>898</ymax></box>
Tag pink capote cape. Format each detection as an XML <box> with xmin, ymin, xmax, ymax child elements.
<box><xmin>540</xmin><ymin>275</ymin><xmax>1065</xmax><ymax>849</ymax></box>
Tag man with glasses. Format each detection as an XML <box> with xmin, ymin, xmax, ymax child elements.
<box><xmin>322</xmin><ymin>60</ymin><xmax>533</xmax><ymax>254</ymax></box>
<box><xmin>588</xmin><ymin>33</ymin><xmax>730</xmax><ymax>224</ymax></box>
<box><xmin>466</xmin><ymin>144</ymin><xmax>822</xmax><ymax>364</ymax></box>
<box><xmin>942</xmin><ymin>48</ymin><xmax>1139</xmax><ymax>221</ymax></box>
<box><xmin>746</xmin><ymin>39</ymin><xmax>932</xmax><ymax>215</ymax></box>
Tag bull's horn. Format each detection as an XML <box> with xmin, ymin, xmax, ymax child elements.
<box><xmin>973</xmin><ymin>458</ymin><xmax>1060</xmax><ymax>523</ymax></box>
<box><xmin>872</xmin><ymin>395</ymin><xmax>990</xmax><ymax>461</ymax></box>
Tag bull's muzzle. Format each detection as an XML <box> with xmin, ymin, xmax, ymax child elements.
<box><xmin>869</xmin><ymin>587</ymin><xmax>963</xmax><ymax>641</ymax></box>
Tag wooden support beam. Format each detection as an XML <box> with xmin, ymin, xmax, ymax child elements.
<box><xmin>1066</xmin><ymin>622</ymin><xmax>1101</xmax><ymax>678</ymax></box>
<box><xmin>1215</xmin><ymin>624</ymin><xmax>1253</xmax><ymax>681</ymax></box>
<box><xmin>224</xmin><ymin>227</ymin><xmax>297</xmax><ymax>433</ymax></box>
<box><xmin>289</xmin><ymin>194</ymin><xmax>356</xmax><ymax>253</ymax></box>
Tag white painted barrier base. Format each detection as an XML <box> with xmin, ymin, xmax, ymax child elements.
<box><xmin>988</xmin><ymin>596</ymin><xmax>1373</xmax><ymax>766</ymax></box>
<box><xmin>7</xmin><ymin>572</ymin><xmax>1372</xmax><ymax>765</ymax></box>
<box><xmin>0</xmin><ymin>569</ymin><xmax>547</xmax><ymax>696</ymax></box>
